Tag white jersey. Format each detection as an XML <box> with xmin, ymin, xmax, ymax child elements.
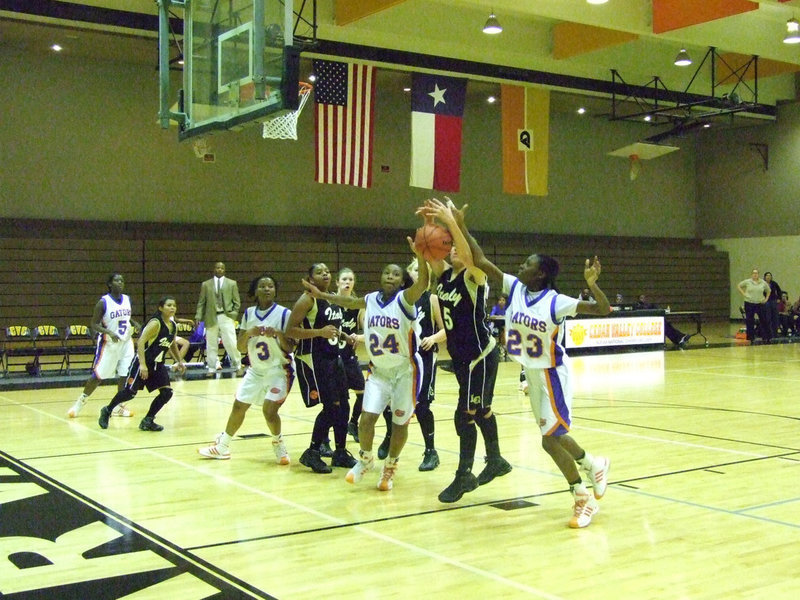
<box><xmin>363</xmin><ymin>290</ymin><xmax>420</xmax><ymax>369</ymax></box>
<box><xmin>503</xmin><ymin>273</ymin><xmax>579</xmax><ymax>369</ymax></box>
<box><xmin>240</xmin><ymin>303</ymin><xmax>292</xmax><ymax>374</ymax></box>
<box><xmin>100</xmin><ymin>293</ymin><xmax>133</xmax><ymax>344</ymax></box>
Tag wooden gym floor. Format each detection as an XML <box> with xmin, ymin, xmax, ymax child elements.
<box><xmin>1</xmin><ymin>320</ymin><xmax>799</xmax><ymax>599</ymax></box>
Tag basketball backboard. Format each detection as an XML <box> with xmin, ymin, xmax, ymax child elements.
<box><xmin>158</xmin><ymin>0</ymin><xmax>301</xmax><ymax>141</ymax></box>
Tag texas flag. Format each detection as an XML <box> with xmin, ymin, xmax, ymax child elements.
<box><xmin>410</xmin><ymin>73</ymin><xmax>467</xmax><ymax>192</ymax></box>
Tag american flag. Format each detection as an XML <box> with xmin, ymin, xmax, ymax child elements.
<box><xmin>313</xmin><ymin>59</ymin><xmax>376</xmax><ymax>188</ymax></box>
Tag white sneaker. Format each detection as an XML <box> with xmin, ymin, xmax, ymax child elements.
<box><xmin>272</xmin><ymin>439</ymin><xmax>290</xmax><ymax>465</ymax></box>
<box><xmin>67</xmin><ymin>396</ymin><xmax>87</xmax><ymax>418</ymax></box>
<box><xmin>586</xmin><ymin>456</ymin><xmax>611</xmax><ymax>499</ymax></box>
<box><xmin>519</xmin><ymin>380</ymin><xmax>529</xmax><ymax>393</ymax></box>
<box><xmin>569</xmin><ymin>490</ymin><xmax>600</xmax><ymax>528</ymax></box>
<box><xmin>345</xmin><ymin>456</ymin><xmax>374</xmax><ymax>484</ymax></box>
<box><xmin>198</xmin><ymin>444</ymin><xmax>231</xmax><ymax>460</ymax></box>
<box><xmin>111</xmin><ymin>403</ymin><xmax>134</xmax><ymax>417</ymax></box>
<box><xmin>377</xmin><ymin>463</ymin><xmax>397</xmax><ymax>491</ymax></box>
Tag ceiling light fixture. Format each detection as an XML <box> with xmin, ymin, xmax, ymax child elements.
<box><xmin>586</xmin><ymin>0</ymin><xmax>609</xmax><ymax>5</ymax></box>
<box><xmin>577</xmin><ymin>107</ymin><xmax>586</xmax><ymax>115</ymax></box>
<box><xmin>487</xmin><ymin>96</ymin><xmax>497</xmax><ymax>103</ymax></box>
<box><xmin>784</xmin><ymin>18</ymin><xmax>800</xmax><ymax>44</ymax></box>
<box><xmin>674</xmin><ymin>48</ymin><xmax>692</xmax><ymax>66</ymax></box>
<box><xmin>50</xmin><ymin>44</ymin><xmax>63</xmax><ymax>52</ymax></box>
<box><xmin>482</xmin><ymin>12</ymin><xmax>503</xmax><ymax>34</ymax></box>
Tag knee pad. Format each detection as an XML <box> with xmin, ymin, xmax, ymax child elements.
<box><xmin>453</xmin><ymin>410</ymin><xmax>475</xmax><ymax>437</ymax></box>
<box><xmin>157</xmin><ymin>388</ymin><xmax>174</xmax><ymax>403</ymax></box>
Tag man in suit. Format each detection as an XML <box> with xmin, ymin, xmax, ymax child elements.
<box><xmin>195</xmin><ymin>262</ymin><xmax>242</xmax><ymax>372</ymax></box>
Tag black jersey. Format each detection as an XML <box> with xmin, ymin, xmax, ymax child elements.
<box><xmin>339</xmin><ymin>306</ymin><xmax>360</xmax><ymax>359</ymax></box>
<box><xmin>142</xmin><ymin>316</ymin><xmax>176</xmax><ymax>367</ymax></box>
<box><xmin>416</xmin><ymin>290</ymin><xmax>437</xmax><ymax>356</ymax></box>
<box><xmin>297</xmin><ymin>298</ymin><xmax>344</xmax><ymax>359</ymax></box>
<box><xmin>436</xmin><ymin>267</ymin><xmax>492</xmax><ymax>362</ymax></box>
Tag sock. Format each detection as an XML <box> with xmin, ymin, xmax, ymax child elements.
<box><xmin>359</xmin><ymin>449</ymin><xmax>373</xmax><ymax>463</ymax></box>
<box><xmin>385</xmin><ymin>457</ymin><xmax>399</xmax><ymax>468</ymax></box>
<box><xmin>219</xmin><ymin>432</ymin><xmax>233</xmax><ymax>449</ymax></box>
<box><xmin>570</xmin><ymin>481</ymin><xmax>588</xmax><ymax>498</ymax></box>
<box><xmin>272</xmin><ymin>433</ymin><xmax>282</xmax><ymax>442</ymax></box>
<box><xmin>577</xmin><ymin>451</ymin><xmax>594</xmax><ymax>471</ymax></box>
<box><xmin>77</xmin><ymin>393</ymin><xmax>88</xmax><ymax>403</ymax></box>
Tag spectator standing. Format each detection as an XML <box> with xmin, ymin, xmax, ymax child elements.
<box><xmin>195</xmin><ymin>262</ymin><xmax>242</xmax><ymax>373</ymax></box>
<box><xmin>737</xmin><ymin>269</ymin><xmax>770</xmax><ymax>343</ymax></box>
<box><xmin>763</xmin><ymin>272</ymin><xmax>782</xmax><ymax>339</ymax></box>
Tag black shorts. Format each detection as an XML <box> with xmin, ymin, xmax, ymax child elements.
<box><xmin>341</xmin><ymin>354</ymin><xmax>365</xmax><ymax>392</ymax></box>
<box><xmin>125</xmin><ymin>359</ymin><xmax>171</xmax><ymax>395</ymax></box>
<box><xmin>296</xmin><ymin>354</ymin><xmax>349</xmax><ymax>408</ymax></box>
<box><xmin>451</xmin><ymin>346</ymin><xmax>499</xmax><ymax>412</ymax></box>
<box><xmin>417</xmin><ymin>350</ymin><xmax>437</xmax><ymax>406</ymax></box>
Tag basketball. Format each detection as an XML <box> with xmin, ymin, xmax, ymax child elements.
<box><xmin>414</xmin><ymin>224</ymin><xmax>453</xmax><ymax>261</ymax></box>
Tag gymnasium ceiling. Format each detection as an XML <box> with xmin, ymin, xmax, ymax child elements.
<box><xmin>3</xmin><ymin>0</ymin><xmax>800</xmax><ymax>117</ymax></box>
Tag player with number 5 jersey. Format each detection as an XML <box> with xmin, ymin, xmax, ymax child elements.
<box><xmin>301</xmin><ymin>235</ymin><xmax>430</xmax><ymax>492</ymax></box>
<box><xmin>198</xmin><ymin>274</ymin><xmax>294</xmax><ymax>463</ymax></box>
<box><xmin>67</xmin><ymin>273</ymin><xmax>141</xmax><ymax>419</ymax></box>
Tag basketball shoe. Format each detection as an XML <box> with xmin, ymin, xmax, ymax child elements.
<box><xmin>198</xmin><ymin>444</ymin><xmax>231</xmax><ymax>460</ymax></box>
<box><xmin>272</xmin><ymin>438</ymin><xmax>290</xmax><ymax>465</ymax></box>
<box><xmin>139</xmin><ymin>416</ymin><xmax>164</xmax><ymax>431</ymax></box>
<box><xmin>569</xmin><ymin>488</ymin><xmax>600</xmax><ymax>529</ymax></box>
<box><xmin>377</xmin><ymin>436</ymin><xmax>391</xmax><ymax>460</ymax></box>
<box><xmin>584</xmin><ymin>456</ymin><xmax>611</xmax><ymax>500</ymax></box>
<box><xmin>299</xmin><ymin>448</ymin><xmax>331</xmax><ymax>474</ymax></box>
<box><xmin>438</xmin><ymin>470</ymin><xmax>479</xmax><ymax>503</ymax></box>
<box><xmin>345</xmin><ymin>451</ymin><xmax>375</xmax><ymax>484</ymax></box>
<box><xmin>112</xmin><ymin>404</ymin><xmax>134</xmax><ymax>417</ymax></box>
<box><xmin>377</xmin><ymin>459</ymin><xmax>398</xmax><ymax>491</ymax></box>
<box><xmin>476</xmin><ymin>456</ymin><xmax>512</xmax><ymax>485</ymax></box>
<box><xmin>67</xmin><ymin>394</ymin><xmax>87</xmax><ymax>418</ymax></box>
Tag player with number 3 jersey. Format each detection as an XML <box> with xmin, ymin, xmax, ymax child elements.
<box><xmin>198</xmin><ymin>274</ymin><xmax>294</xmax><ymax>463</ymax></box>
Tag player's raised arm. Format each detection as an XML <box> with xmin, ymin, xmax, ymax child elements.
<box><xmin>445</xmin><ymin>197</ymin><xmax>504</xmax><ymax>291</ymax></box>
<box><xmin>577</xmin><ymin>256</ymin><xmax>611</xmax><ymax>316</ymax></box>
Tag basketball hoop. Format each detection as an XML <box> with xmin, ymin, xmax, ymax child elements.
<box><xmin>262</xmin><ymin>82</ymin><xmax>313</xmax><ymax>140</ymax></box>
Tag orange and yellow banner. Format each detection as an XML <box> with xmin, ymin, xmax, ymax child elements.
<box><xmin>501</xmin><ymin>85</ymin><xmax>549</xmax><ymax>196</ymax></box>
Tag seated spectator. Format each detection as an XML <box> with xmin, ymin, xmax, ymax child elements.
<box><xmin>488</xmin><ymin>294</ymin><xmax>508</xmax><ymax>356</ymax></box>
<box><xmin>777</xmin><ymin>292</ymin><xmax>792</xmax><ymax>337</ymax></box>
<box><xmin>578</xmin><ymin>288</ymin><xmax>594</xmax><ymax>301</ymax></box>
<box><xmin>634</xmin><ymin>294</ymin><xmax>690</xmax><ymax>348</ymax></box>
<box><xmin>789</xmin><ymin>295</ymin><xmax>800</xmax><ymax>336</ymax></box>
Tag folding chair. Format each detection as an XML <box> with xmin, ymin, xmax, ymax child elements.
<box><xmin>62</xmin><ymin>324</ymin><xmax>97</xmax><ymax>375</ymax></box>
<box><xmin>2</xmin><ymin>326</ymin><xmax>39</xmax><ymax>377</ymax></box>
<box><xmin>34</xmin><ymin>325</ymin><xmax>65</xmax><ymax>375</ymax></box>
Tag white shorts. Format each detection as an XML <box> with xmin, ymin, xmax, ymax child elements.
<box><xmin>524</xmin><ymin>362</ymin><xmax>572</xmax><ymax>437</ymax></box>
<box><xmin>235</xmin><ymin>366</ymin><xmax>293</xmax><ymax>407</ymax></box>
<box><xmin>93</xmin><ymin>338</ymin><xmax>135</xmax><ymax>380</ymax></box>
<box><xmin>362</xmin><ymin>362</ymin><xmax>419</xmax><ymax>426</ymax></box>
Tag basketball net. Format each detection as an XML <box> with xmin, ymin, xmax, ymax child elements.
<box><xmin>262</xmin><ymin>82</ymin><xmax>313</xmax><ymax>141</ymax></box>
